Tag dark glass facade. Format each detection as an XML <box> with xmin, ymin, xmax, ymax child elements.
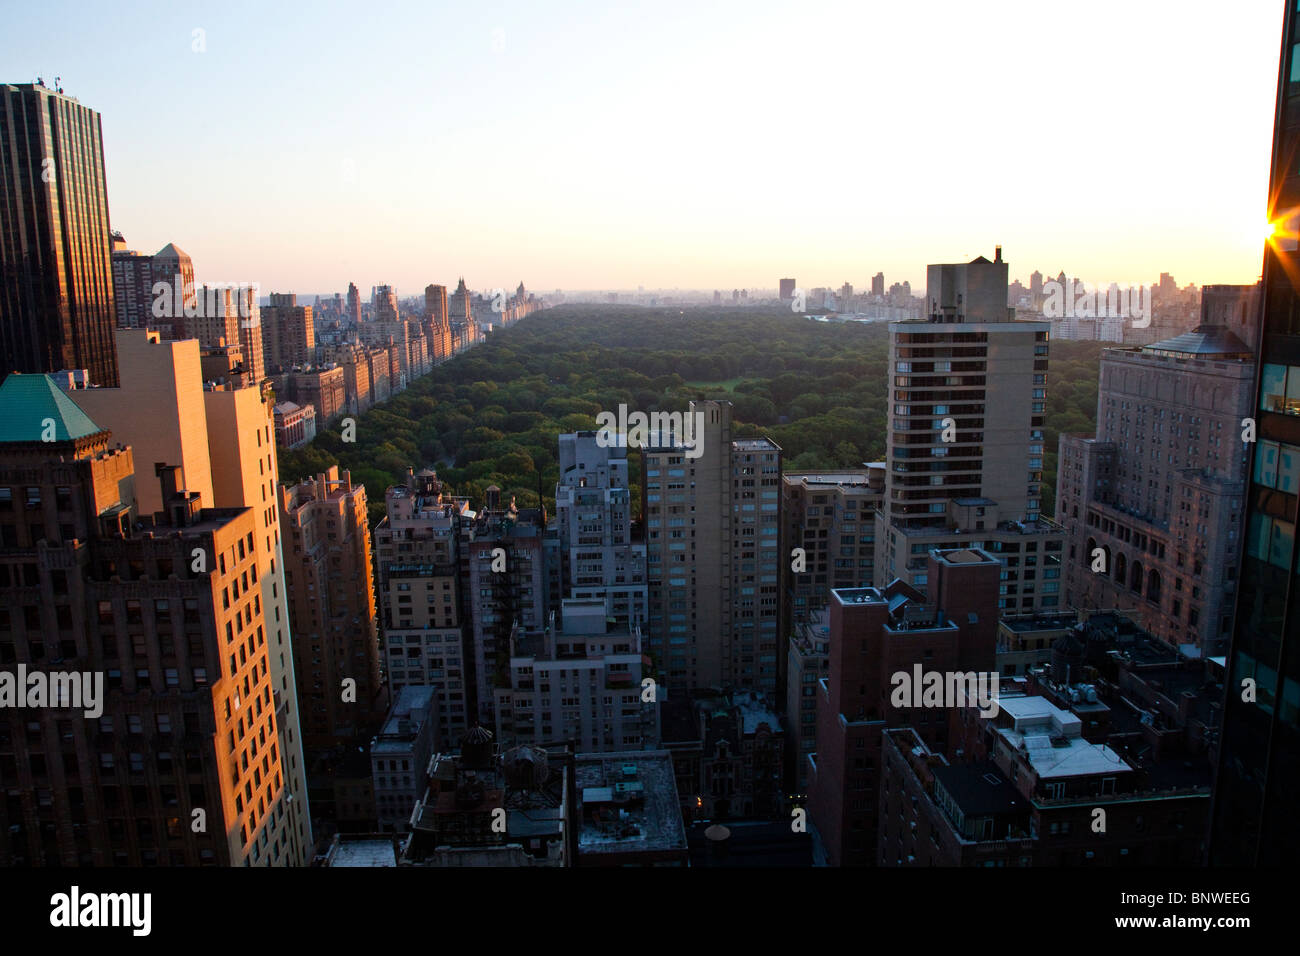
<box><xmin>0</xmin><ymin>83</ymin><xmax>118</xmax><ymax>386</ymax></box>
<box><xmin>1209</xmin><ymin>2</ymin><xmax>1300</xmax><ymax>865</ymax></box>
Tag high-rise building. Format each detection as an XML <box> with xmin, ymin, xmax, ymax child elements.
<box><xmin>68</xmin><ymin>329</ymin><xmax>314</xmax><ymax>863</ymax></box>
<box><xmin>873</xmin><ymin>249</ymin><xmax>1066</xmax><ymax>615</ymax></box>
<box><xmin>276</xmin><ymin>365</ymin><xmax>346</xmax><ymax>427</ymax></box>
<box><xmin>370</xmin><ymin>686</ymin><xmax>438</xmax><ymax>833</ymax></box>
<box><xmin>261</xmin><ymin>293</ymin><xmax>314</xmax><ymax>372</ymax></box>
<box><xmin>1210</xmin><ymin>1</ymin><xmax>1300</xmax><ymax>866</ymax></box>
<box><xmin>0</xmin><ymin>374</ymin><xmax>296</xmax><ymax>864</ymax></box>
<box><xmin>358</xmin><ymin>316</ymin><xmax>412</xmax><ymax>383</ymax></box>
<box><xmin>555</xmin><ymin>432</ymin><xmax>647</xmax><ymax>629</ymax></box>
<box><xmin>785</xmin><ymin>609</ymin><xmax>829</xmax><ymax>795</ymax></box>
<box><xmin>1056</xmin><ymin>303</ymin><xmax>1256</xmax><ymax>656</ymax></box>
<box><xmin>494</xmin><ymin>600</ymin><xmax>658</xmax><ymax>752</ymax></box>
<box><xmin>346</xmin><ymin>282</ymin><xmax>362</xmax><ymax>325</ymax></box>
<box><xmin>466</xmin><ymin>492</ymin><xmax>550</xmax><ymax>724</ymax></box>
<box><xmin>781</xmin><ymin>467</ymin><xmax>885</xmax><ymax>638</ymax></box>
<box><xmin>872</xmin><ymin>272</ymin><xmax>885</xmax><ymax>297</ymax></box>
<box><xmin>0</xmin><ymin>83</ymin><xmax>118</xmax><ymax>386</ymax></box>
<box><xmin>806</xmin><ymin>548</ymin><xmax>1000</xmax><ymax>866</ymax></box>
<box><xmin>373</xmin><ymin>285</ymin><xmax>399</xmax><ymax>323</ymax></box>
<box><xmin>110</xmin><ymin>239</ymin><xmax>195</xmax><ymax>341</ymax></box>
<box><xmin>371</xmin><ymin>468</ymin><xmax>472</xmax><ymax>739</ymax></box>
<box><xmin>277</xmin><ymin>467</ymin><xmax>388</xmax><ymax>753</ymax></box>
<box><xmin>779</xmin><ymin>278</ymin><xmax>796</xmax><ymax>301</ymax></box>
<box><xmin>424</xmin><ymin>284</ymin><xmax>453</xmax><ymax>362</ymax></box>
<box><xmin>641</xmin><ymin>400</ymin><xmax>783</xmax><ymax>695</ymax></box>
<box><xmin>449</xmin><ymin>278</ymin><xmax>477</xmax><ymax>350</ymax></box>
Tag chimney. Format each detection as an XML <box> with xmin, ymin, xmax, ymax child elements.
<box><xmin>156</xmin><ymin>462</ymin><xmax>181</xmax><ymax>505</ymax></box>
<box><xmin>156</xmin><ymin>462</ymin><xmax>201</xmax><ymax>527</ymax></box>
<box><xmin>994</xmin><ymin>245</ymin><xmax>1003</xmax><ymax>263</ymax></box>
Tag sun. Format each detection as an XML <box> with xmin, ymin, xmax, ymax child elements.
<box><xmin>1266</xmin><ymin>221</ymin><xmax>1278</xmax><ymax>240</ymax></box>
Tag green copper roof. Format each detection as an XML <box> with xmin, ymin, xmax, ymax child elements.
<box><xmin>0</xmin><ymin>374</ymin><xmax>105</xmax><ymax>443</ymax></box>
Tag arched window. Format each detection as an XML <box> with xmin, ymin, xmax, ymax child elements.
<box><xmin>1147</xmin><ymin>569</ymin><xmax>1161</xmax><ymax>604</ymax></box>
<box><xmin>1130</xmin><ymin>560</ymin><xmax>1144</xmax><ymax>596</ymax></box>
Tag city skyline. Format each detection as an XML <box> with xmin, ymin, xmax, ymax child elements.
<box><xmin>0</xmin><ymin>0</ymin><xmax>1280</xmax><ymax>294</ymax></box>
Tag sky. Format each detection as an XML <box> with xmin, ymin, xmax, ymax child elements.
<box><xmin>2</xmin><ymin>0</ymin><xmax>1285</xmax><ymax>296</ymax></box>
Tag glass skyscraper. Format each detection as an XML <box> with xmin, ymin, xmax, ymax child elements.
<box><xmin>0</xmin><ymin>82</ymin><xmax>119</xmax><ymax>387</ymax></box>
<box><xmin>1209</xmin><ymin>2</ymin><xmax>1300</xmax><ymax>865</ymax></box>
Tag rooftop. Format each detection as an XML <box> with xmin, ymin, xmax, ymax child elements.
<box><xmin>933</xmin><ymin>761</ymin><xmax>1026</xmax><ymax>818</ymax></box>
<box><xmin>575</xmin><ymin>752</ymin><xmax>687</xmax><ymax>858</ymax></box>
<box><xmin>996</xmin><ymin>695</ymin><xmax>1132</xmax><ymax>780</ymax></box>
<box><xmin>1142</xmin><ymin>324</ymin><xmax>1252</xmax><ymax>359</ymax></box>
<box><xmin>323</xmin><ymin>834</ymin><xmax>399</xmax><ymax>867</ymax></box>
<box><xmin>0</xmin><ymin>373</ymin><xmax>104</xmax><ymax>443</ymax></box>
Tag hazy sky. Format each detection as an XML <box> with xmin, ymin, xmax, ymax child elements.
<box><xmin>3</xmin><ymin>0</ymin><xmax>1283</xmax><ymax>295</ymax></box>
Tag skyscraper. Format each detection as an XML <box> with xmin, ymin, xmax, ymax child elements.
<box><xmin>641</xmin><ymin>401</ymin><xmax>783</xmax><ymax>695</ymax></box>
<box><xmin>277</xmin><ymin>468</ymin><xmax>387</xmax><ymax>752</ymax></box>
<box><xmin>346</xmin><ymin>282</ymin><xmax>361</xmax><ymax>325</ymax></box>
<box><xmin>261</xmin><ymin>293</ymin><xmax>314</xmax><ymax>372</ymax></box>
<box><xmin>0</xmin><ymin>83</ymin><xmax>118</xmax><ymax>386</ymax></box>
<box><xmin>371</xmin><ymin>468</ymin><xmax>472</xmax><ymax>739</ymax></box>
<box><xmin>1209</xmin><ymin>1</ymin><xmax>1300</xmax><ymax>866</ymax></box>
<box><xmin>0</xmin><ymin>374</ymin><xmax>295</xmax><ymax>864</ymax></box>
<box><xmin>110</xmin><ymin>239</ymin><xmax>195</xmax><ymax>340</ymax></box>
<box><xmin>1056</xmin><ymin>303</ymin><xmax>1256</xmax><ymax>656</ymax></box>
<box><xmin>806</xmin><ymin>548</ymin><xmax>1000</xmax><ymax>866</ymax></box>
<box><xmin>873</xmin><ymin>249</ymin><xmax>1065</xmax><ymax>615</ymax></box>
<box><xmin>554</xmin><ymin>432</ymin><xmax>647</xmax><ymax>629</ymax></box>
<box><xmin>69</xmin><ymin>329</ymin><xmax>314</xmax><ymax>863</ymax></box>
<box><xmin>424</xmin><ymin>284</ymin><xmax>453</xmax><ymax>363</ymax></box>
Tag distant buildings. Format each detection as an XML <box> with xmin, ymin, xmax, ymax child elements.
<box><xmin>779</xmin><ymin>278</ymin><xmax>796</xmax><ymax>301</ymax></box>
<box><xmin>273</xmin><ymin>400</ymin><xmax>316</xmax><ymax>449</ymax></box>
<box><xmin>275</xmin><ymin>365</ymin><xmax>346</xmax><ymax>426</ymax></box>
<box><xmin>261</xmin><ymin>293</ymin><xmax>315</xmax><ymax>372</ymax></box>
<box><xmin>0</xmin><ymin>83</ymin><xmax>118</xmax><ymax>387</ymax></box>
<box><xmin>346</xmin><ymin>282</ymin><xmax>362</xmax><ymax>325</ymax></box>
<box><xmin>449</xmin><ymin>278</ymin><xmax>478</xmax><ymax>350</ymax></box>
